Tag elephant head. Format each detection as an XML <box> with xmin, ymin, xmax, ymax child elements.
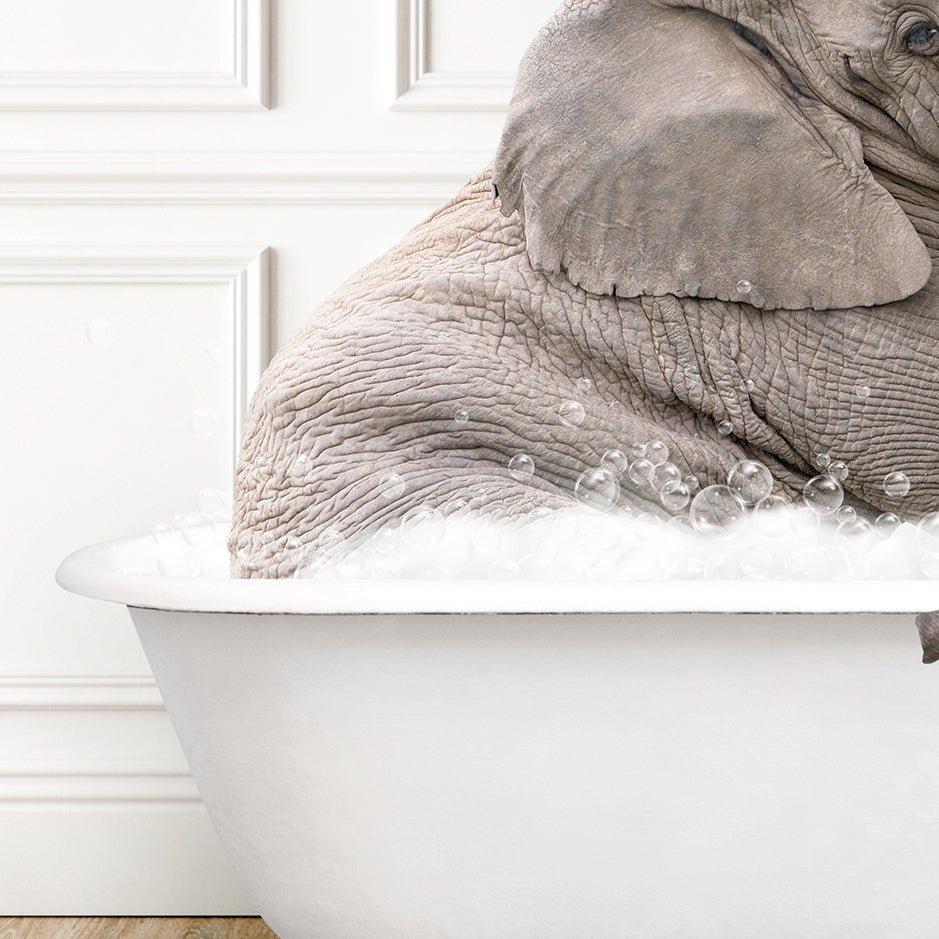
<box><xmin>231</xmin><ymin>0</ymin><xmax>939</xmax><ymax>605</ymax></box>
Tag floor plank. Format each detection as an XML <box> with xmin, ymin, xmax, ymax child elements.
<box><xmin>0</xmin><ymin>920</ymin><xmax>279</xmax><ymax>939</ymax></box>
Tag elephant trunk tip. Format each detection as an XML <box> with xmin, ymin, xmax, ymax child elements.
<box><xmin>914</xmin><ymin>612</ymin><xmax>939</xmax><ymax>664</ymax></box>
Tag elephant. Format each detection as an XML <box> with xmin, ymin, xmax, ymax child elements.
<box><xmin>230</xmin><ymin>0</ymin><xmax>939</xmax><ymax>649</ymax></box>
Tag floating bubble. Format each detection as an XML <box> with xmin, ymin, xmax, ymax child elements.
<box><xmin>835</xmin><ymin>506</ymin><xmax>857</xmax><ymax>525</ymax></box>
<box><xmin>741</xmin><ymin>378</ymin><xmax>756</xmax><ymax>393</ymax></box>
<box><xmin>453</xmin><ymin>407</ymin><xmax>469</xmax><ymax>425</ymax></box>
<box><xmin>288</xmin><ymin>452</ymin><xmax>315</xmax><ymax>481</ymax></box>
<box><xmin>727</xmin><ymin>460</ymin><xmax>773</xmax><ymax>506</ymax></box>
<box><xmin>180</xmin><ymin>512</ymin><xmax>216</xmax><ymax>547</ymax></box>
<box><xmin>197</xmin><ymin>487</ymin><xmax>226</xmax><ymax>515</ymax></box>
<box><xmin>828</xmin><ymin>461</ymin><xmax>849</xmax><ymax>482</ymax></box>
<box><xmin>400</xmin><ymin>507</ymin><xmax>447</xmax><ymax>551</ymax></box>
<box><xmin>839</xmin><ymin>518</ymin><xmax>873</xmax><ymax>537</ymax></box>
<box><xmin>152</xmin><ymin>522</ymin><xmax>175</xmax><ymax>547</ymax></box>
<box><xmin>884</xmin><ymin>472</ymin><xmax>911</xmax><ymax>498</ymax></box>
<box><xmin>753</xmin><ymin>495</ymin><xmax>791</xmax><ymax>537</ymax></box>
<box><xmin>87</xmin><ymin>319</ymin><xmax>116</xmax><ymax>347</ymax></box>
<box><xmin>874</xmin><ymin>512</ymin><xmax>902</xmax><ymax>537</ymax></box>
<box><xmin>652</xmin><ymin>462</ymin><xmax>682</xmax><ymax>492</ymax></box>
<box><xmin>489</xmin><ymin>559</ymin><xmax>522</xmax><ymax>580</ymax></box>
<box><xmin>204</xmin><ymin>339</ymin><xmax>224</xmax><ymax>363</ymax></box>
<box><xmin>574</xmin><ymin>468</ymin><xmax>620</xmax><ymax>511</ymax></box>
<box><xmin>690</xmin><ymin>485</ymin><xmax>747</xmax><ymax>537</ymax></box>
<box><xmin>917</xmin><ymin>513</ymin><xmax>939</xmax><ymax>554</ymax></box>
<box><xmin>718</xmin><ymin>421</ymin><xmax>733</xmax><ymax>437</ymax></box>
<box><xmin>803</xmin><ymin>475</ymin><xmax>843</xmax><ymax>517</ymax></box>
<box><xmin>736</xmin><ymin>280</ymin><xmax>752</xmax><ymax>295</ymax></box>
<box><xmin>855</xmin><ymin>383</ymin><xmax>872</xmax><ymax>399</ymax></box>
<box><xmin>508</xmin><ymin>454</ymin><xmax>535</xmax><ymax>481</ymax></box>
<box><xmin>660</xmin><ymin>481</ymin><xmax>691</xmax><ymax>511</ymax></box>
<box><xmin>601</xmin><ymin>449</ymin><xmax>629</xmax><ymax>475</ymax></box>
<box><xmin>558</xmin><ymin>401</ymin><xmax>586</xmax><ymax>427</ymax></box>
<box><xmin>632</xmin><ymin>442</ymin><xmax>648</xmax><ymax>459</ymax></box>
<box><xmin>646</xmin><ymin>441</ymin><xmax>670</xmax><ymax>466</ymax></box>
<box><xmin>576</xmin><ymin>377</ymin><xmax>593</xmax><ymax>393</ymax></box>
<box><xmin>740</xmin><ymin>546</ymin><xmax>773</xmax><ymax>579</ymax></box>
<box><xmin>684</xmin><ymin>474</ymin><xmax>702</xmax><ymax>494</ymax></box>
<box><xmin>378</xmin><ymin>472</ymin><xmax>406</xmax><ymax>501</ymax></box>
<box><xmin>189</xmin><ymin>409</ymin><xmax>218</xmax><ymax>438</ymax></box>
<box><xmin>628</xmin><ymin>458</ymin><xmax>655</xmax><ymax>485</ymax></box>
<box><xmin>816</xmin><ymin>453</ymin><xmax>832</xmax><ymax>469</ymax></box>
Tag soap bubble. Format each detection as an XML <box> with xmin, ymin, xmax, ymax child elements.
<box><xmin>727</xmin><ymin>459</ymin><xmax>773</xmax><ymax>505</ymax></box>
<box><xmin>87</xmin><ymin>319</ymin><xmax>116</xmax><ymax>347</ymax></box>
<box><xmin>816</xmin><ymin>453</ymin><xmax>832</xmax><ymax>469</ymax></box>
<box><xmin>690</xmin><ymin>485</ymin><xmax>747</xmax><ymax>537</ymax></box>
<box><xmin>400</xmin><ymin>507</ymin><xmax>447</xmax><ymax>551</ymax></box>
<box><xmin>718</xmin><ymin>421</ymin><xmax>733</xmax><ymax>436</ymax></box>
<box><xmin>646</xmin><ymin>441</ymin><xmax>669</xmax><ymax>466</ymax></box>
<box><xmin>741</xmin><ymin>378</ymin><xmax>756</xmax><ymax>393</ymax></box>
<box><xmin>684</xmin><ymin>474</ymin><xmax>702</xmax><ymax>494</ymax></box>
<box><xmin>576</xmin><ymin>377</ymin><xmax>593</xmax><ymax>393</ymax></box>
<box><xmin>660</xmin><ymin>481</ymin><xmax>691</xmax><ymax>511</ymax></box>
<box><xmin>803</xmin><ymin>475</ymin><xmax>843</xmax><ymax>517</ymax></box>
<box><xmin>189</xmin><ymin>409</ymin><xmax>218</xmax><ymax>437</ymax></box>
<box><xmin>288</xmin><ymin>452</ymin><xmax>315</xmax><ymax>481</ymax></box>
<box><xmin>489</xmin><ymin>559</ymin><xmax>522</xmax><ymax>580</ymax></box>
<box><xmin>508</xmin><ymin>454</ymin><xmax>535</xmax><ymax>481</ymax></box>
<box><xmin>828</xmin><ymin>461</ymin><xmax>849</xmax><ymax>482</ymax></box>
<box><xmin>453</xmin><ymin>407</ymin><xmax>469</xmax><ymax>425</ymax></box>
<box><xmin>632</xmin><ymin>442</ymin><xmax>648</xmax><ymax>459</ymax></box>
<box><xmin>883</xmin><ymin>472</ymin><xmax>911</xmax><ymax>498</ymax></box>
<box><xmin>574</xmin><ymin>468</ymin><xmax>620</xmax><ymax>511</ymax></box>
<box><xmin>917</xmin><ymin>513</ymin><xmax>939</xmax><ymax>554</ymax></box>
<box><xmin>197</xmin><ymin>487</ymin><xmax>226</xmax><ymax>515</ymax></box>
<box><xmin>652</xmin><ymin>462</ymin><xmax>682</xmax><ymax>491</ymax></box>
<box><xmin>181</xmin><ymin>512</ymin><xmax>216</xmax><ymax>547</ymax></box>
<box><xmin>835</xmin><ymin>506</ymin><xmax>857</xmax><ymax>525</ymax></box>
<box><xmin>753</xmin><ymin>495</ymin><xmax>790</xmax><ymax>537</ymax></box>
<box><xmin>152</xmin><ymin>522</ymin><xmax>175</xmax><ymax>547</ymax></box>
<box><xmin>740</xmin><ymin>547</ymin><xmax>773</xmax><ymax>579</ymax></box>
<box><xmin>558</xmin><ymin>401</ymin><xmax>586</xmax><ymax>427</ymax></box>
<box><xmin>855</xmin><ymin>383</ymin><xmax>871</xmax><ymax>398</ymax></box>
<box><xmin>601</xmin><ymin>449</ymin><xmax>629</xmax><ymax>475</ymax></box>
<box><xmin>628</xmin><ymin>459</ymin><xmax>655</xmax><ymax>485</ymax></box>
<box><xmin>378</xmin><ymin>472</ymin><xmax>406</xmax><ymax>501</ymax></box>
<box><xmin>874</xmin><ymin>512</ymin><xmax>902</xmax><ymax>537</ymax></box>
<box><xmin>838</xmin><ymin>518</ymin><xmax>873</xmax><ymax>537</ymax></box>
<box><xmin>736</xmin><ymin>280</ymin><xmax>752</xmax><ymax>295</ymax></box>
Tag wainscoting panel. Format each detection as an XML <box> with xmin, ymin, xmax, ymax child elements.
<box><xmin>0</xmin><ymin>0</ymin><xmax>549</xmax><ymax>914</ymax></box>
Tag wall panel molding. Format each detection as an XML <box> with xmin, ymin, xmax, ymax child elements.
<box><xmin>0</xmin><ymin>0</ymin><xmax>269</xmax><ymax>110</ymax></box>
<box><xmin>393</xmin><ymin>0</ymin><xmax>515</xmax><ymax>110</ymax></box>
<box><xmin>0</xmin><ymin>675</ymin><xmax>162</xmax><ymax>710</ymax></box>
<box><xmin>0</xmin><ymin>151</ymin><xmax>492</xmax><ymax>204</ymax></box>
<box><xmin>0</xmin><ymin>246</ymin><xmax>270</xmax><ymax>473</ymax></box>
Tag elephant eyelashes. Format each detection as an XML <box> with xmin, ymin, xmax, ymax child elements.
<box><xmin>905</xmin><ymin>22</ymin><xmax>939</xmax><ymax>55</ymax></box>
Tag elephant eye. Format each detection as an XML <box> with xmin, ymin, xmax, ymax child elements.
<box><xmin>905</xmin><ymin>21</ymin><xmax>939</xmax><ymax>55</ymax></box>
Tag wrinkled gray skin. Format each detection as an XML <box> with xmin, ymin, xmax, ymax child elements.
<box><xmin>232</xmin><ymin>0</ymin><xmax>939</xmax><ymax>585</ymax></box>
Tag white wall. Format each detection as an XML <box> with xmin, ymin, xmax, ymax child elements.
<box><xmin>0</xmin><ymin>0</ymin><xmax>558</xmax><ymax>913</ymax></box>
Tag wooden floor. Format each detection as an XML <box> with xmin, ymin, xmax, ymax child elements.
<box><xmin>0</xmin><ymin>921</ymin><xmax>279</xmax><ymax>939</ymax></box>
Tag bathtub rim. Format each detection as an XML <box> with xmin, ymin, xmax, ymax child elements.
<box><xmin>55</xmin><ymin>531</ymin><xmax>939</xmax><ymax>615</ymax></box>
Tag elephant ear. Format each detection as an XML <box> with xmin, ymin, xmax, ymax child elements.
<box><xmin>493</xmin><ymin>3</ymin><xmax>931</xmax><ymax>311</ymax></box>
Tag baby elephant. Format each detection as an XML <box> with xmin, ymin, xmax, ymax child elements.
<box><xmin>231</xmin><ymin>0</ymin><xmax>939</xmax><ymax>579</ymax></box>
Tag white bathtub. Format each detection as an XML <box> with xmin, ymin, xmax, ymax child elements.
<box><xmin>57</xmin><ymin>532</ymin><xmax>939</xmax><ymax>939</ymax></box>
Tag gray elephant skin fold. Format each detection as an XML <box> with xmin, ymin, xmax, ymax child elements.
<box><xmin>229</xmin><ymin>0</ymin><xmax>939</xmax><ymax>657</ymax></box>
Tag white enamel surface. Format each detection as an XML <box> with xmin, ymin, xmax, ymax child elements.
<box><xmin>56</xmin><ymin>529</ymin><xmax>939</xmax><ymax>615</ymax></box>
<box><xmin>131</xmin><ymin>606</ymin><xmax>939</xmax><ymax>939</ymax></box>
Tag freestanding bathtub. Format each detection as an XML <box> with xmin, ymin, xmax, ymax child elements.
<box><xmin>57</xmin><ymin>531</ymin><xmax>939</xmax><ymax>939</ymax></box>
